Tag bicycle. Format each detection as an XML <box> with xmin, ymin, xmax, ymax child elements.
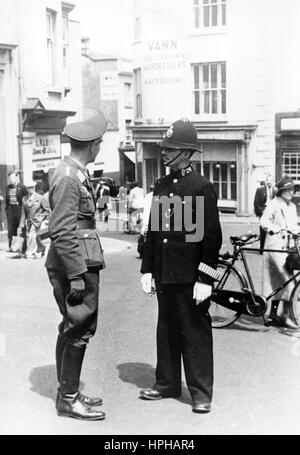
<box><xmin>209</xmin><ymin>230</ymin><xmax>300</xmax><ymax>329</ymax></box>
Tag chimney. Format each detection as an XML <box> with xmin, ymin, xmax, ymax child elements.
<box><xmin>81</xmin><ymin>36</ymin><xmax>90</xmax><ymax>55</ymax></box>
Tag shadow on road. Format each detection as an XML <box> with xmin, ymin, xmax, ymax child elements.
<box><xmin>29</xmin><ymin>364</ymin><xmax>57</xmax><ymax>403</ymax></box>
<box><xmin>29</xmin><ymin>364</ymin><xmax>85</xmax><ymax>403</ymax></box>
<box><xmin>117</xmin><ymin>362</ymin><xmax>191</xmax><ymax>405</ymax></box>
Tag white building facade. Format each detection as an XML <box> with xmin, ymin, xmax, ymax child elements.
<box><xmin>131</xmin><ymin>0</ymin><xmax>300</xmax><ymax>215</ymax></box>
<box><xmin>82</xmin><ymin>42</ymin><xmax>134</xmax><ymax>185</ymax></box>
<box><xmin>0</xmin><ymin>0</ymin><xmax>82</xmax><ymax>195</ymax></box>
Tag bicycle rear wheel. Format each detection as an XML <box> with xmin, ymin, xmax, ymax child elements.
<box><xmin>288</xmin><ymin>280</ymin><xmax>300</xmax><ymax>327</ymax></box>
<box><xmin>209</xmin><ymin>260</ymin><xmax>246</xmax><ymax>328</ymax></box>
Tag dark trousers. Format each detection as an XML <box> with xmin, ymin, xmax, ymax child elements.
<box><xmin>47</xmin><ymin>268</ymin><xmax>100</xmax><ymax>347</ymax></box>
<box><xmin>259</xmin><ymin>225</ymin><xmax>266</xmax><ymax>252</ymax></box>
<box><xmin>154</xmin><ymin>281</ymin><xmax>213</xmax><ymax>404</ymax></box>
<box><xmin>6</xmin><ymin>205</ymin><xmax>21</xmax><ymax>248</ymax></box>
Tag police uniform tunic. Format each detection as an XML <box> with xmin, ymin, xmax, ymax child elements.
<box><xmin>46</xmin><ymin>155</ymin><xmax>105</xmax><ymax>346</ymax></box>
<box><xmin>141</xmin><ymin>166</ymin><xmax>222</xmax><ymax>404</ymax></box>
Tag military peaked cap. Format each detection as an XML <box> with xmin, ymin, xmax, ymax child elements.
<box><xmin>64</xmin><ymin>112</ymin><xmax>108</xmax><ymax>142</ymax></box>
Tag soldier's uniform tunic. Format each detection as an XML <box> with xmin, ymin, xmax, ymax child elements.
<box><xmin>141</xmin><ymin>166</ymin><xmax>222</xmax><ymax>404</ymax></box>
<box><xmin>45</xmin><ymin>155</ymin><xmax>105</xmax><ymax>346</ymax></box>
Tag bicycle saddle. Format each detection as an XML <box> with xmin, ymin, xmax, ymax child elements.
<box><xmin>230</xmin><ymin>233</ymin><xmax>257</xmax><ymax>245</ymax></box>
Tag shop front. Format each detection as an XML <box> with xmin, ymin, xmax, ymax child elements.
<box><xmin>132</xmin><ymin>123</ymin><xmax>257</xmax><ymax>215</ymax></box>
<box><xmin>21</xmin><ymin>98</ymin><xmax>75</xmax><ymax>190</ymax></box>
<box><xmin>276</xmin><ymin>112</ymin><xmax>300</xmax><ymax>215</ymax></box>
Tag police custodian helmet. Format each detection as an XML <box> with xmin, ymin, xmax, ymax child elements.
<box><xmin>64</xmin><ymin>112</ymin><xmax>108</xmax><ymax>143</ymax></box>
<box><xmin>160</xmin><ymin>118</ymin><xmax>202</xmax><ymax>152</ymax></box>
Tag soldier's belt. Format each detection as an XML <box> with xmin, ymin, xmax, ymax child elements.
<box><xmin>77</xmin><ymin>219</ymin><xmax>96</xmax><ymax>229</ymax></box>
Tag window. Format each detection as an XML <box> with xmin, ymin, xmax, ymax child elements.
<box><xmin>194</xmin><ymin>0</ymin><xmax>226</xmax><ymax>28</ymax></box>
<box><xmin>134</xmin><ymin>68</ymin><xmax>142</xmax><ymax>119</ymax></box>
<box><xmin>203</xmin><ymin>162</ymin><xmax>236</xmax><ymax>200</ymax></box>
<box><xmin>125</xmin><ymin>119</ymin><xmax>133</xmax><ymax>144</ymax></box>
<box><xmin>135</xmin><ymin>17</ymin><xmax>141</xmax><ymax>41</ymax></box>
<box><xmin>192</xmin><ymin>62</ymin><xmax>226</xmax><ymax>115</ymax></box>
<box><xmin>62</xmin><ymin>15</ymin><xmax>70</xmax><ymax>88</ymax></box>
<box><xmin>0</xmin><ymin>69</ymin><xmax>4</xmax><ymax>96</ymax></box>
<box><xmin>282</xmin><ymin>152</ymin><xmax>300</xmax><ymax>183</ymax></box>
<box><xmin>124</xmin><ymin>82</ymin><xmax>132</xmax><ymax>107</ymax></box>
<box><xmin>46</xmin><ymin>10</ymin><xmax>56</xmax><ymax>86</ymax></box>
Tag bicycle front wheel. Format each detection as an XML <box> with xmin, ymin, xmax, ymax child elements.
<box><xmin>288</xmin><ymin>279</ymin><xmax>300</xmax><ymax>327</ymax></box>
<box><xmin>209</xmin><ymin>260</ymin><xmax>246</xmax><ymax>328</ymax></box>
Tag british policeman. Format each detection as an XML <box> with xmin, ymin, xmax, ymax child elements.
<box><xmin>140</xmin><ymin>118</ymin><xmax>222</xmax><ymax>413</ymax></box>
<box><xmin>45</xmin><ymin>113</ymin><xmax>107</xmax><ymax>420</ymax></box>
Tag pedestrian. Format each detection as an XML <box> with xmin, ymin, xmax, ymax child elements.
<box><xmin>96</xmin><ymin>180</ymin><xmax>110</xmax><ymax>222</ymax></box>
<box><xmin>45</xmin><ymin>113</ymin><xmax>108</xmax><ymax>421</ymax></box>
<box><xmin>19</xmin><ymin>180</ymin><xmax>50</xmax><ymax>259</ymax></box>
<box><xmin>0</xmin><ymin>191</ymin><xmax>4</xmax><ymax>231</ymax></box>
<box><xmin>139</xmin><ymin>118</ymin><xmax>222</xmax><ymax>413</ymax></box>
<box><xmin>260</xmin><ymin>176</ymin><xmax>299</xmax><ymax>330</ymax></box>
<box><xmin>127</xmin><ymin>181</ymin><xmax>144</xmax><ymax>233</ymax></box>
<box><xmin>254</xmin><ymin>174</ymin><xmax>276</xmax><ymax>252</ymax></box>
<box><xmin>5</xmin><ymin>171</ymin><xmax>28</xmax><ymax>252</ymax></box>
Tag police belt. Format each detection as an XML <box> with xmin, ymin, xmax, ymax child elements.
<box><xmin>76</xmin><ymin>219</ymin><xmax>96</xmax><ymax>229</ymax></box>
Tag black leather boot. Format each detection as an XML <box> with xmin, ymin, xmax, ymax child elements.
<box><xmin>56</xmin><ymin>334</ymin><xmax>67</xmax><ymax>383</ymax></box>
<box><xmin>56</xmin><ymin>343</ymin><xmax>105</xmax><ymax>420</ymax></box>
<box><xmin>57</xmin><ymin>393</ymin><xmax>105</xmax><ymax>421</ymax></box>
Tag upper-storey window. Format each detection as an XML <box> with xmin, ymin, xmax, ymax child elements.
<box><xmin>194</xmin><ymin>0</ymin><xmax>226</xmax><ymax>28</ymax></box>
<box><xmin>46</xmin><ymin>9</ymin><xmax>57</xmax><ymax>86</ymax></box>
<box><xmin>62</xmin><ymin>14</ymin><xmax>70</xmax><ymax>88</ymax></box>
<box><xmin>133</xmin><ymin>68</ymin><xmax>142</xmax><ymax>119</ymax></box>
<box><xmin>192</xmin><ymin>62</ymin><xmax>226</xmax><ymax>116</ymax></box>
<box><xmin>124</xmin><ymin>82</ymin><xmax>132</xmax><ymax>108</ymax></box>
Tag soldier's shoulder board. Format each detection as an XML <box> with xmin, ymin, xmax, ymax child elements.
<box><xmin>76</xmin><ymin>169</ymin><xmax>86</xmax><ymax>183</ymax></box>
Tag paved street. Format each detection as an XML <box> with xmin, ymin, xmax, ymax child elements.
<box><xmin>0</xmin><ymin>218</ymin><xmax>300</xmax><ymax>435</ymax></box>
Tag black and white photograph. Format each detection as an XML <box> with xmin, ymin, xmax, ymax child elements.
<box><xmin>0</xmin><ymin>0</ymin><xmax>300</xmax><ymax>438</ymax></box>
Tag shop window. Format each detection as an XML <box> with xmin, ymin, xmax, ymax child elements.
<box><xmin>46</xmin><ymin>9</ymin><xmax>57</xmax><ymax>87</ymax></box>
<box><xmin>134</xmin><ymin>68</ymin><xmax>142</xmax><ymax>119</ymax></box>
<box><xmin>193</xmin><ymin>62</ymin><xmax>226</xmax><ymax>116</ymax></box>
<box><xmin>194</xmin><ymin>0</ymin><xmax>226</xmax><ymax>28</ymax></box>
<box><xmin>282</xmin><ymin>151</ymin><xmax>300</xmax><ymax>182</ymax></box>
<box><xmin>62</xmin><ymin>14</ymin><xmax>70</xmax><ymax>89</ymax></box>
<box><xmin>202</xmin><ymin>162</ymin><xmax>236</xmax><ymax>200</ymax></box>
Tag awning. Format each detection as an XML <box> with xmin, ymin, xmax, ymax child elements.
<box><xmin>124</xmin><ymin>151</ymin><xmax>136</xmax><ymax>164</ymax></box>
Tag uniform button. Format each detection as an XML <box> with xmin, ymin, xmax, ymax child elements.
<box><xmin>84</xmin><ymin>233</ymin><xmax>89</xmax><ymax>238</ymax></box>
<box><xmin>173</xmin><ymin>179</ymin><xmax>178</xmax><ymax>183</ymax></box>
<box><xmin>165</xmin><ymin>224</ymin><xmax>169</xmax><ymax>228</ymax></box>
<box><xmin>163</xmin><ymin>239</ymin><xmax>168</xmax><ymax>244</ymax></box>
<box><xmin>169</xmin><ymin>193</ymin><xmax>174</xmax><ymax>197</ymax></box>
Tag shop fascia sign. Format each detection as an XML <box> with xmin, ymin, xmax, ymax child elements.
<box><xmin>100</xmin><ymin>71</ymin><xmax>118</xmax><ymax>100</ymax></box>
<box><xmin>32</xmin><ymin>134</ymin><xmax>61</xmax><ymax>172</ymax></box>
<box><xmin>142</xmin><ymin>36</ymin><xmax>186</xmax><ymax>86</ymax></box>
<box><xmin>281</xmin><ymin>118</ymin><xmax>300</xmax><ymax>130</ymax></box>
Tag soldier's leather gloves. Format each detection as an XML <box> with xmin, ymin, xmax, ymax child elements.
<box><xmin>68</xmin><ymin>277</ymin><xmax>85</xmax><ymax>304</ymax></box>
<box><xmin>141</xmin><ymin>273</ymin><xmax>153</xmax><ymax>295</ymax></box>
<box><xmin>193</xmin><ymin>282</ymin><xmax>212</xmax><ymax>305</ymax></box>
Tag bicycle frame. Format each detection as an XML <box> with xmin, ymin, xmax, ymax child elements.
<box><xmin>225</xmin><ymin>242</ymin><xmax>300</xmax><ymax>303</ymax></box>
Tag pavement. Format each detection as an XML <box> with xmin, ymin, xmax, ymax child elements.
<box><xmin>0</xmin><ymin>218</ymin><xmax>300</xmax><ymax>435</ymax></box>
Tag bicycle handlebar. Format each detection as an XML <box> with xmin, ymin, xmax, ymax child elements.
<box><xmin>269</xmin><ymin>229</ymin><xmax>300</xmax><ymax>238</ymax></box>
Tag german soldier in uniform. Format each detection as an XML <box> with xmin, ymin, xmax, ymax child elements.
<box><xmin>45</xmin><ymin>113</ymin><xmax>107</xmax><ymax>420</ymax></box>
<box><xmin>140</xmin><ymin>119</ymin><xmax>222</xmax><ymax>413</ymax></box>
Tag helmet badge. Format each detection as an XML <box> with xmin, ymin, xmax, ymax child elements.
<box><xmin>166</xmin><ymin>124</ymin><xmax>174</xmax><ymax>138</ymax></box>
